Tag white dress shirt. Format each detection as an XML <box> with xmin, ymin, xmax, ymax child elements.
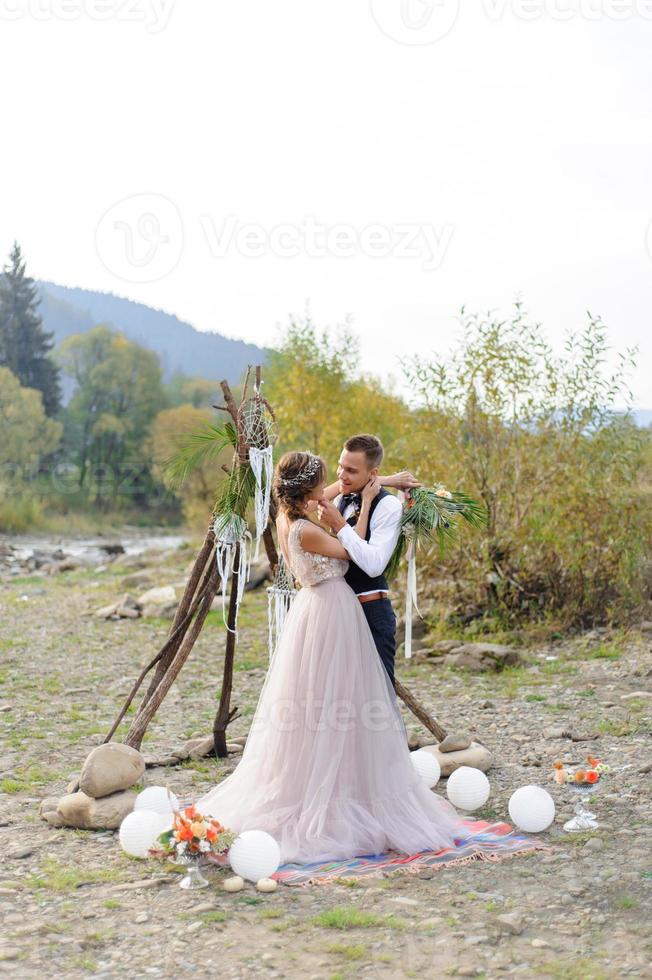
<box><xmin>334</xmin><ymin>492</ymin><xmax>403</xmax><ymax>596</ymax></box>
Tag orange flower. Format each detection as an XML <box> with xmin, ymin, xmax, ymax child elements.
<box><xmin>585</xmin><ymin>770</ymin><xmax>599</xmax><ymax>784</ymax></box>
<box><xmin>184</xmin><ymin>806</ymin><xmax>197</xmax><ymax>821</ymax></box>
<box><xmin>587</xmin><ymin>755</ymin><xmax>600</xmax><ymax>768</ymax></box>
<box><xmin>574</xmin><ymin>769</ymin><xmax>587</xmax><ymax>783</ymax></box>
<box><xmin>206</xmin><ymin>826</ymin><xmax>218</xmax><ymax>842</ymax></box>
<box><xmin>177</xmin><ymin>825</ymin><xmax>193</xmax><ymax>841</ymax></box>
<box><xmin>553</xmin><ymin>760</ymin><xmax>564</xmax><ymax>770</ymax></box>
<box><xmin>210</xmin><ymin>818</ymin><xmax>224</xmax><ymax>832</ymax></box>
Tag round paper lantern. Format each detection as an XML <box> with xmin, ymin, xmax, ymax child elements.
<box><xmin>446</xmin><ymin>766</ymin><xmax>490</xmax><ymax>811</ymax></box>
<box><xmin>134</xmin><ymin>786</ymin><xmax>179</xmax><ymax>817</ymax></box>
<box><xmin>119</xmin><ymin>810</ymin><xmax>164</xmax><ymax>858</ymax></box>
<box><xmin>411</xmin><ymin>749</ymin><xmax>441</xmax><ymax>788</ymax></box>
<box><xmin>508</xmin><ymin>785</ymin><xmax>555</xmax><ymax>832</ymax></box>
<box><xmin>229</xmin><ymin>831</ymin><xmax>281</xmax><ymax>882</ymax></box>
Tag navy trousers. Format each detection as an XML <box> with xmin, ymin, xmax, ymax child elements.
<box><xmin>360</xmin><ymin>596</ymin><xmax>397</xmax><ymax>690</ymax></box>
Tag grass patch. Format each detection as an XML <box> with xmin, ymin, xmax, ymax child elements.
<box><xmin>201</xmin><ymin>909</ymin><xmax>228</xmax><ymax>923</ymax></box>
<box><xmin>525</xmin><ymin>694</ymin><xmax>546</xmax><ymax>702</ymax></box>
<box><xmin>326</xmin><ymin>942</ymin><xmax>367</xmax><ymax>960</ymax></box>
<box><xmin>540</xmin><ymin>958</ymin><xmax>609</xmax><ymax>979</ymax></box>
<box><xmin>258</xmin><ymin>907</ymin><xmax>283</xmax><ymax>919</ymax></box>
<box><xmin>27</xmin><ymin>859</ymin><xmax>123</xmax><ymax>893</ymax></box>
<box><xmin>586</xmin><ymin>643</ymin><xmax>621</xmax><ymax>661</ymax></box>
<box><xmin>312</xmin><ymin>907</ymin><xmax>406</xmax><ymax>931</ymax></box>
<box><xmin>613</xmin><ymin>894</ymin><xmax>638</xmax><ymax>910</ymax></box>
<box><xmin>0</xmin><ymin>764</ymin><xmax>54</xmax><ymax>794</ymax></box>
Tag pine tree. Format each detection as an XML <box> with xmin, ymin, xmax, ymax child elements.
<box><xmin>0</xmin><ymin>242</ymin><xmax>61</xmax><ymax>416</ymax></box>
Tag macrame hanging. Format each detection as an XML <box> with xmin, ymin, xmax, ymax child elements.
<box><xmin>403</xmin><ymin>527</ymin><xmax>421</xmax><ymax>659</ymax></box>
<box><xmin>213</xmin><ymin>512</ymin><xmax>252</xmax><ymax>633</ymax></box>
<box><xmin>239</xmin><ymin>384</ymin><xmax>277</xmax><ymax>561</ymax></box>
<box><xmin>266</xmin><ymin>554</ymin><xmax>297</xmax><ymax>661</ymax></box>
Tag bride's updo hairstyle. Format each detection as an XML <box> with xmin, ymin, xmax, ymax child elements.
<box><xmin>274</xmin><ymin>451</ymin><xmax>326</xmax><ymax>520</ymax></box>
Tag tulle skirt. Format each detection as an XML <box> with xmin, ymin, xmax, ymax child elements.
<box><xmin>196</xmin><ymin>577</ymin><xmax>466</xmax><ymax>865</ymax></box>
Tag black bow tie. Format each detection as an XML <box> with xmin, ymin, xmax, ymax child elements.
<box><xmin>341</xmin><ymin>492</ymin><xmax>361</xmax><ymax>507</ymax></box>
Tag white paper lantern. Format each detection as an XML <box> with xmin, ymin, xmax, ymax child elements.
<box><xmin>446</xmin><ymin>766</ymin><xmax>490</xmax><ymax>812</ymax></box>
<box><xmin>119</xmin><ymin>810</ymin><xmax>164</xmax><ymax>858</ymax></box>
<box><xmin>134</xmin><ymin>786</ymin><xmax>179</xmax><ymax>817</ymax></box>
<box><xmin>229</xmin><ymin>831</ymin><xmax>281</xmax><ymax>882</ymax></box>
<box><xmin>508</xmin><ymin>785</ymin><xmax>555</xmax><ymax>832</ymax></box>
<box><xmin>411</xmin><ymin>749</ymin><xmax>441</xmax><ymax>788</ymax></box>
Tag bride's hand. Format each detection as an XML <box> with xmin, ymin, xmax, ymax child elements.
<box><xmin>361</xmin><ymin>476</ymin><xmax>381</xmax><ymax>506</ymax></box>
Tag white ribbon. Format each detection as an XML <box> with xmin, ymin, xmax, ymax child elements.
<box><xmin>249</xmin><ymin>445</ymin><xmax>274</xmax><ymax>561</ymax></box>
<box><xmin>213</xmin><ymin>514</ymin><xmax>251</xmax><ymax>634</ymax></box>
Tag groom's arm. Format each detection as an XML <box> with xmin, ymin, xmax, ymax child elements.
<box><xmin>328</xmin><ymin>495</ymin><xmax>402</xmax><ymax>578</ymax></box>
<box><xmin>321</xmin><ymin>471</ymin><xmax>420</xmax><ymax>501</ymax></box>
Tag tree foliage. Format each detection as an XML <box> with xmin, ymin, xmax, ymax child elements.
<box><xmin>402</xmin><ymin>303</ymin><xmax>649</xmax><ymax>626</ymax></box>
<box><xmin>0</xmin><ymin>242</ymin><xmax>61</xmax><ymax>416</ymax></box>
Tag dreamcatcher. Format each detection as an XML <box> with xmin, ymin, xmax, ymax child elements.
<box><xmin>213</xmin><ymin>512</ymin><xmax>252</xmax><ymax>633</ymax></box>
<box><xmin>266</xmin><ymin>554</ymin><xmax>298</xmax><ymax>661</ymax></box>
<box><xmin>238</xmin><ymin>382</ymin><xmax>277</xmax><ymax>561</ymax></box>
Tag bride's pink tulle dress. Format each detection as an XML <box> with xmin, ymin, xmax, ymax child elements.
<box><xmin>197</xmin><ymin>517</ymin><xmax>466</xmax><ymax>865</ymax></box>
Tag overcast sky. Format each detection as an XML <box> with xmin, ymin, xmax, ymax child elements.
<box><xmin>2</xmin><ymin>1</ymin><xmax>651</xmax><ymax>406</ymax></box>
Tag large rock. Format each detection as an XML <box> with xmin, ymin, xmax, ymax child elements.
<box><xmin>443</xmin><ymin>642</ymin><xmax>522</xmax><ymax>672</ymax></box>
<box><xmin>56</xmin><ymin>789</ymin><xmax>137</xmax><ymax>829</ymax></box>
<box><xmin>141</xmin><ymin>600</ymin><xmax>178</xmax><ymax>620</ymax></box>
<box><xmin>138</xmin><ymin>585</ymin><xmax>176</xmax><ymax>606</ymax></box>
<box><xmin>79</xmin><ymin>743</ymin><xmax>145</xmax><ymax>798</ymax></box>
<box><xmin>419</xmin><ymin>740</ymin><xmax>492</xmax><ymax>777</ymax></box>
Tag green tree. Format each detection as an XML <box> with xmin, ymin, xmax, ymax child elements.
<box><xmin>0</xmin><ymin>367</ymin><xmax>62</xmax><ymax>530</ymax></box>
<box><xmin>0</xmin><ymin>242</ymin><xmax>61</xmax><ymax>416</ymax></box>
<box><xmin>402</xmin><ymin>303</ymin><xmax>649</xmax><ymax>626</ymax></box>
<box><xmin>57</xmin><ymin>326</ymin><xmax>164</xmax><ymax>507</ymax></box>
<box><xmin>266</xmin><ymin>311</ymin><xmax>410</xmax><ymax>469</ymax></box>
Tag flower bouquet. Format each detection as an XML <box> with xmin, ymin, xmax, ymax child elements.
<box><xmin>153</xmin><ymin>805</ymin><xmax>237</xmax><ymax>889</ymax></box>
<box><xmin>385</xmin><ymin>484</ymin><xmax>487</xmax><ymax>658</ymax></box>
<box><xmin>553</xmin><ymin>756</ymin><xmax>610</xmax><ymax>832</ymax></box>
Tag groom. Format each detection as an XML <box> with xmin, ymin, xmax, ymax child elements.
<box><xmin>317</xmin><ymin>433</ymin><xmax>418</xmax><ymax>691</ymax></box>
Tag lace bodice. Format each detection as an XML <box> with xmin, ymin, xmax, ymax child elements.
<box><xmin>286</xmin><ymin>518</ymin><xmax>348</xmax><ymax>587</ymax></box>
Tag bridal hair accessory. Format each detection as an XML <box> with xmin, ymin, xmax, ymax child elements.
<box><xmin>279</xmin><ymin>453</ymin><xmax>322</xmax><ymax>487</ymax></box>
<box><xmin>386</xmin><ymin>485</ymin><xmax>487</xmax><ymax>658</ymax></box>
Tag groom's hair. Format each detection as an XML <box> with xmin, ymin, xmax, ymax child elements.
<box><xmin>344</xmin><ymin>434</ymin><xmax>384</xmax><ymax>469</ymax></box>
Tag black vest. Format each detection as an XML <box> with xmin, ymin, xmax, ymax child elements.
<box><xmin>338</xmin><ymin>487</ymin><xmax>390</xmax><ymax>595</ymax></box>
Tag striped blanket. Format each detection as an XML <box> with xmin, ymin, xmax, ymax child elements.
<box><xmin>269</xmin><ymin>819</ymin><xmax>554</xmax><ymax>886</ymax></box>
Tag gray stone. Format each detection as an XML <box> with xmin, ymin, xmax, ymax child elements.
<box><xmin>444</xmin><ymin>642</ymin><xmax>522</xmax><ymax>672</ymax></box>
<box><xmin>79</xmin><ymin>742</ymin><xmax>146</xmax><ymax>798</ymax></box>
<box><xmin>57</xmin><ymin>788</ymin><xmax>137</xmax><ymax>829</ymax></box>
<box><xmin>438</xmin><ymin>731</ymin><xmax>472</xmax><ymax>753</ymax></box>
<box><xmin>419</xmin><ymin>740</ymin><xmax>492</xmax><ymax>777</ymax></box>
<box><xmin>496</xmin><ymin>912</ymin><xmax>525</xmax><ymax>935</ymax></box>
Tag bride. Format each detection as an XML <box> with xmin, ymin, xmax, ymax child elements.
<box><xmin>197</xmin><ymin>450</ymin><xmax>467</xmax><ymax>865</ymax></box>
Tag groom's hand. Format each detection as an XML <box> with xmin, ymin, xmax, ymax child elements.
<box><xmin>382</xmin><ymin>470</ymin><xmax>421</xmax><ymax>491</ymax></box>
<box><xmin>317</xmin><ymin>498</ymin><xmax>347</xmax><ymax>533</ymax></box>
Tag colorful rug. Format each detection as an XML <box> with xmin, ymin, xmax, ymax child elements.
<box><xmin>269</xmin><ymin>820</ymin><xmax>554</xmax><ymax>886</ymax></box>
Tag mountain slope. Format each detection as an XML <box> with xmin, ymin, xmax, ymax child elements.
<box><xmin>36</xmin><ymin>281</ymin><xmax>267</xmax><ymax>382</ymax></box>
